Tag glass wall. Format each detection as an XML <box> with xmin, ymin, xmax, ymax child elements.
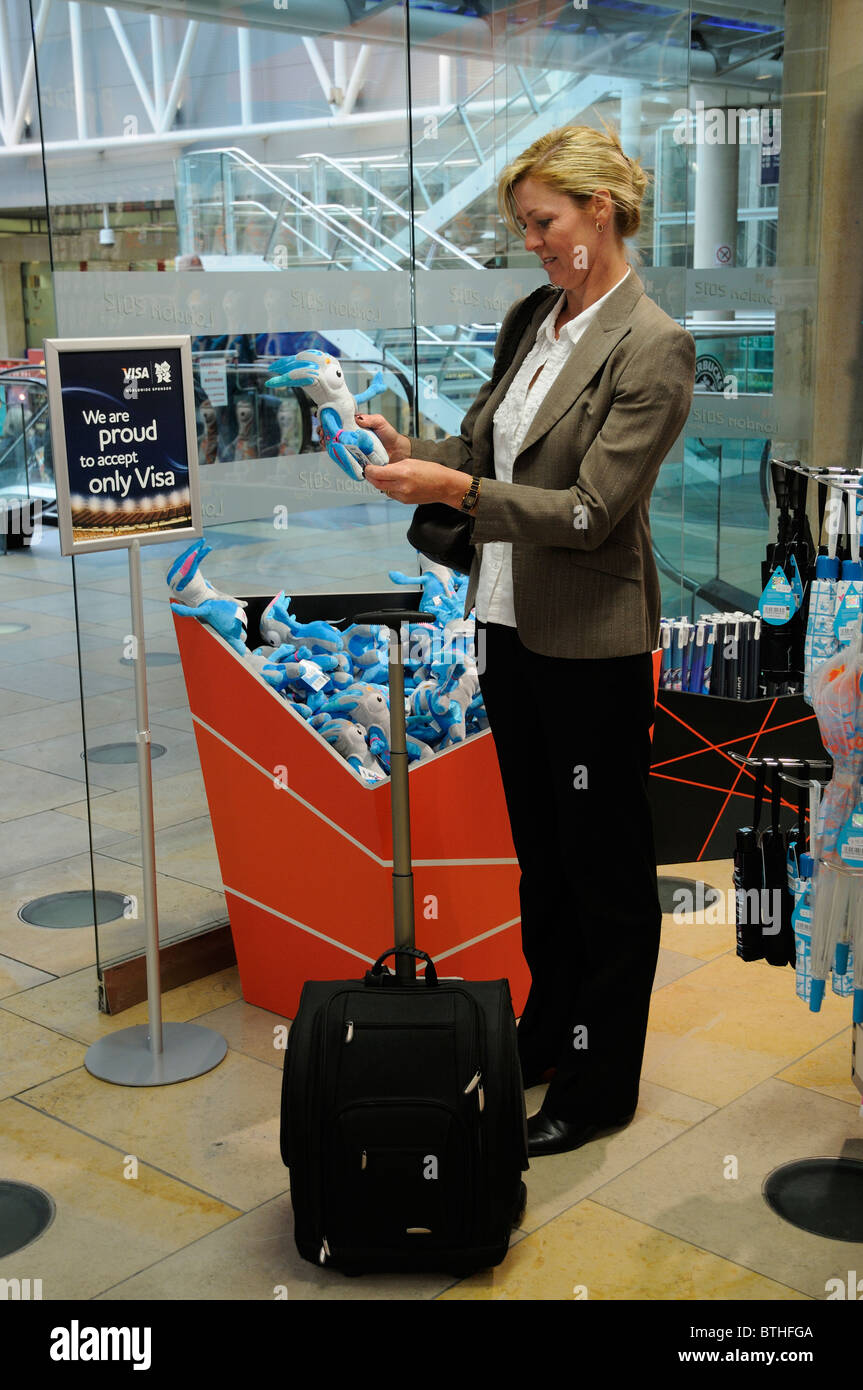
<box><xmin>0</xmin><ymin>0</ymin><xmax>829</xmax><ymax>982</ymax></box>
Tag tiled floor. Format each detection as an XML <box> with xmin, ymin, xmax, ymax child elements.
<box><xmin>1</xmin><ymin>863</ymin><xmax>861</xmax><ymax>1301</ymax></box>
<box><xmin>1</xmin><ymin>525</ymin><xmax>861</xmax><ymax>1300</ymax></box>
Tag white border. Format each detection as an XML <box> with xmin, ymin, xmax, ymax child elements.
<box><xmin>44</xmin><ymin>334</ymin><xmax>202</xmax><ymax>556</ymax></box>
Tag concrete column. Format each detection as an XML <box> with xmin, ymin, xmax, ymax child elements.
<box><xmin>692</xmin><ymin>85</ymin><xmax>739</xmax><ymax>323</ymax></box>
<box><xmin>619</xmin><ymin>80</ymin><xmax>641</xmax><ymax>162</ymax></box>
<box><xmin>806</xmin><ymin>0</ymin><xmax>863</xmax><ymax>469</ymax></box>
<box><xmin>438</xmin><ymin>54</ymin><xmax>452</xmax><ymax>111</ymax></box>
<box><xmin>772</xmin><ymin>0</ymin><xmax>830</xmax><ymax>468</ymax></box>
<box><xmin>0</xmin><ymin>263</ymin><xmax>26</xmax><ymax>358</ymax></box>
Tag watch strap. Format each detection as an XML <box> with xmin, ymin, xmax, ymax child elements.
<box><xmin>460</xmin><ymin>476</ymin><xmax>481</xmax><ymax>513</ymax></box>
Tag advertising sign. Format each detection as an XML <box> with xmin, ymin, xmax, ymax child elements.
<box><xmin>44</xmin><ymin>334</ymin><xmax>201</xmax><ymax>555</ymax></box>
<box><xmin>198</xmin><ymin>355</ymin><xmax>228</xmax><ymax>407</ymax></box>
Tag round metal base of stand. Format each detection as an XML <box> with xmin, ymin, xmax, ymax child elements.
<box><xmin>763</xmin><ymin>1158</ymin><xmax>863</xmax><ymax>1241</ymax></box>
<box><xmin>19</xmin><ymin>889</ymin><xmax>128</xmax><ymax>929</ymax></box>
<box><xmin>0</xmin><ymin>1181</ymin><xmax>56</xmax><ymax>1257</ymax></box>
<box><xmin>120</xmin><ymin>651</ymin><xmax>180</xmax><ymax>668</ymax></box>
<box><xmin>84</xmin><ymin>1022</ymin><xmax>227</xmax><ymax>1086</ymax></box>
<box><xmin>658</xmin><ymin>876</ymin><xmax>723</xmax><ymax>916</ymax></box>
<box><xmin>83</xmin><ymin>742</ymin><xmax>166</xmax><ymax>765</ymax></box>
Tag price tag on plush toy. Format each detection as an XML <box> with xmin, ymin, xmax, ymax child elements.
<box><xmin>758</xmin><ymin>565</ymin><xmax>796</xmax><ymax>625</ymax></box>
<box><xmin>356</xmin><ymin>764</ymin><xmax>381</xmax><ymax>783</ymax></box>
<box><xmin>838</xmin><ymin>810</ymin><xmax>863</xmax><ymax>865</ymax></box>
<box><xmin>300</xmin><ymin>663</ymin><xmax>329</xmax><ymax>692</ymax></box>
<box><xmin>834</xmin><ymin>587</ymin><xmax>863</xmax><ymax>645</ymax></box>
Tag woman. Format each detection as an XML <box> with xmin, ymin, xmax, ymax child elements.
<box><xmin>358</xmin><ymin>124</ymin><xmax>695</xmax><ymax>1157</ymax></box>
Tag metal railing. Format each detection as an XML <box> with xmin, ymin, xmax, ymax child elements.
<box><xmin>177</xmin><ymin>146</ymin><xmax>483</xmax><ymax>271</ymax></box>
<box><xmin>0</xmin><ymin>373</ymin><xmax>54</xmax><ymax>512</ymax></box>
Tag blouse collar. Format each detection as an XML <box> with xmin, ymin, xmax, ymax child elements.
<box><xmin>539</xmin><ymin>266</ymin><xmax>632</xmax><ymax>345</ymax></box>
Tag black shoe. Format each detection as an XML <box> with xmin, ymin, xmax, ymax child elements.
<box><xmin>526</xmin><ymin>1110</ymin><xmax>635</xmax><ymax>1157</ymax></box>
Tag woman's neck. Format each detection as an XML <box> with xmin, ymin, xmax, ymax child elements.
<box><xmin>563</xmin><ymin>260</ymin><xmax>629</xmax><ymax>319</ymax></box>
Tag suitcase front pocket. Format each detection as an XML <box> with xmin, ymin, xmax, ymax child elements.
<box><xmin>326</xmin><ymin>1101</ymin><xmax>473</xmax><ymax>1254</ymax></box>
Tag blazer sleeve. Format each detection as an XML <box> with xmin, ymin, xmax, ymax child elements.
<box><xmin>404</xmin><ymin>295</ymin><xmax>528</xmax><ymax>472</ymax></box>
<box><xmin>469</xmin><ymin>326</ymin><xmax>695</xmax><ymax>551</ymax></box>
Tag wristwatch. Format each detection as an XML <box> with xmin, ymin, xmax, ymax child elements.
<box><xmin>460</xmin><ymin>475</ymin><xmax>482</xmax><ymax>513</ymax></box>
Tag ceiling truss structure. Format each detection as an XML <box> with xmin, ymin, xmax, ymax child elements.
<box><xmin>0</xmin><ymin>0</ymin><xmax>401</xmax><ymax>153</ymax></box>
<box><xmin>0</xmin><ymin>0</ymin><xmax>785</xmax><ymax>158</ymax></box>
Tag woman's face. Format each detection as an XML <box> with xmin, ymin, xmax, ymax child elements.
<box><xmin>512</xmin><ymin>176</ymin><xmax>606</xmax><ymax>290</ymax></box>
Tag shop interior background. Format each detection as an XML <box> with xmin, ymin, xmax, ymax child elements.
<box><xmin>0</xmin><ymin>0</ymin><xmax>830</xmax><ymax>978</ymax></box>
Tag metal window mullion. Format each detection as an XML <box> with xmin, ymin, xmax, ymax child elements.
<box><xmin>68</xmin><ymin>2</ymin><xmax>88</xmax><ymax>141</ymax></box>
<box><xmin>238</xmin><ymin>26</ymin><xmax>252</xmax><ymax>126</ymax></box>
<box><xmin>159</xmin><ymin>20</ymin><xmax>199</xmax><ymax>134</ymax></box>
<box><xmin>150</xmin><ymin>14</ymin><xmax>164</xmax><ymax>112</ymax></box>
<box><xmin>0</xmin><ymin>0</ymin><xmax>17</xmax><ymax>144</ymax></box>
<box><xmin>104</xmin><ymin>8</ymin><xmax>158</xmax><ymax>131</ymax></box>
<box><xmin>10</xmin><ymin>0</ymin><xmax>51</xmax><ymax>146</ymax></box>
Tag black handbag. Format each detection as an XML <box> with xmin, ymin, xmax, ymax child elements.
<box><xmin>407</xmin><ymin>285</ymin><xmax>555</xmax><ymax>574</ymax></box>
<box><xmin>406</xmin><ymin>502</ymin><xmax>475</xmax><ymax>574</ymax></box>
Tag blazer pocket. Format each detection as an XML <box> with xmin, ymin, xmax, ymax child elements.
<box><xmin>568</xmin><ymin>538</ymin><xmax>642</xmax><ymax>581</ymax></box>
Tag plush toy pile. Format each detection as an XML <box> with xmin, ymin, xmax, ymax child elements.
<box><xmin>168</xmin><ymin>539</ymin><xmax>487</xmax><ymax>784</ymax></box>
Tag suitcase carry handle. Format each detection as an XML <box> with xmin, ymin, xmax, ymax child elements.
<box><xmin>367</xmin><ymin>947</ymin><xmax>438</xmax><ymax>986</ymax></box>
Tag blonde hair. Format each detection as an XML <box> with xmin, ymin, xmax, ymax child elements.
<box><xmin>497</xmin><ymin>123</ymin><xmax>649</xmax><ymax>241</ymax></box>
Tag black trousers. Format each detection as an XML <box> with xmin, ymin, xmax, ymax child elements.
<box><xmin>477</xmin><ymin>622</ymin><xmax>662</xmax><ymax>1124</ymax></box>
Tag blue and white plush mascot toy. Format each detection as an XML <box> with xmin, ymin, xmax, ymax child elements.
<box><xmin>266</xmin><ymin>353</ymin><xmax>388</xmax><ymax>482</ymax></box>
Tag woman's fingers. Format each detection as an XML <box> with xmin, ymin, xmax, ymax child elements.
<box><xmin>365</xmin><ymin>459</ymin><xmax>461</xmax><ymax>507</ymax></box>
<box><xmin>356</xmin><ymin>412</ymin><xmax>407</xmax><ymax>463</ymax></box>
<box><xmin>364</xmin><ymin>463</ymin><xmax>389</xmax><ymax>491</ymax></box>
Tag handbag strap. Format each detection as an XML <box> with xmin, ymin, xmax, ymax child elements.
<box><xmin>489</xmin><ymin>286</ymin><xmax>557</xmax><ymax>391</ymax></box>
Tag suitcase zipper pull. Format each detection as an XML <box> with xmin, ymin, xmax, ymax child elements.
<box><xmin>345</xmin><ymin>1020</ymin><xmax>354</xmax><ymax>1043</ymax></box>
<box><xmin>319</xmin><ymin>1236</ymin><xmax>331</xmax><ymax>1265</ymax></box>
<box><xmin>361</xmin><ymin>1149</ymin><xmax>367</xmax><ymax>1170</ymax></box>
<box><xmin>464</xmin><ymin>1069</ymin><xmax>485</xmax><ymax>1110</ymax></box>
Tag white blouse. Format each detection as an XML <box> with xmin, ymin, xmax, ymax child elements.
<box><xmin>476</xmin><ymin>267</ymin><xmax>631</xmax><ymax>628</ymax></box>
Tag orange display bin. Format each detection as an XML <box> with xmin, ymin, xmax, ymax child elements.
<box><xmin>173</xmin><ymin>593</ymin><xmax>528</xmax><ymax>1020</ymax></box>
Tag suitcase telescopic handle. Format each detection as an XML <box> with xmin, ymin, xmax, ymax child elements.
<box><xmin>368</xmin><ymin>947</ymin><xmax>438</xmax><ymax>986</ymax></box>
<box><xmin>353</xmin><ymin>610</ymin><xmax>435</xmax><ymax>982</ymax></box>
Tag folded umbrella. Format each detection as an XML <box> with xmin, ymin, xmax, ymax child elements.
<box><xmin>804</xmin><ymin>486</ymin><xmax>842</xmax><ymax>703</ymax></box>
<box><xmin>808</xmin><ymin>631</ymin><xmax>863</xmax><ymax>1009</ymax></box>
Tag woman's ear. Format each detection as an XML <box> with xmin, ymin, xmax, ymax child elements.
<box><xmin>592</xmin><ymin>189</ymin><xmax>614</xmax><ymax>225</ymax></box>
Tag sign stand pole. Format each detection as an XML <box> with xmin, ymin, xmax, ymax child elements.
<box><xmin>84</xmin><ymin>541</ymin><xmax>227</xmax><ymax>1085</ymax></box>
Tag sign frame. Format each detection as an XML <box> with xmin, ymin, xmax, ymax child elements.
<box><xmin>44</xmin><ymin>333</ymin><xmax>202</xmax><ymax>556</ymax></box>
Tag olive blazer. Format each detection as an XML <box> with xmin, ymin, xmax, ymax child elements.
<box><xmin>407</xmin><ymin>270</ymin><xmax>695</xmax><ymax>659</ymax></box>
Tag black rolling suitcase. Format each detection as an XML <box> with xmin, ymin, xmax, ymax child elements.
<box><xmin>280</xmin><ymin>603</ymin><xmax>528</xmax><ymax>1275</ymax></box>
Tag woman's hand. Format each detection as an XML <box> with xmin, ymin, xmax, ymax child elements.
<box><xmin>354</xmin><ymin>412</ymin><xmax>411</xmax><ymax>464</ymax></box>
<box><xmin>364</xmin><ymin>459</ymin><xmax>466</xmax><ymax>508</ymax></box>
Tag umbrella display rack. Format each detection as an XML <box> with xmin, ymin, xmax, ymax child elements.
<box><xmin>741</xmin><ymin>458</ymin><xmax>863</xmax><ymax>1240</ymax></box>
<box><xmin>649</xmin><ymin>692</ymin><xmax>825</xmax><ymax>861</ymax></box>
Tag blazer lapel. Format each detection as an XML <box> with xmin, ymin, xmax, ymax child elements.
<box><xmin>473</xmin><ymin>289</ymin><xmax>557</xmax><ymax>475</ymax></box>
<box><xmin>514</xmin><ymin>269</ymin><xmax>645</xmax><ymax>463</ymax></box>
